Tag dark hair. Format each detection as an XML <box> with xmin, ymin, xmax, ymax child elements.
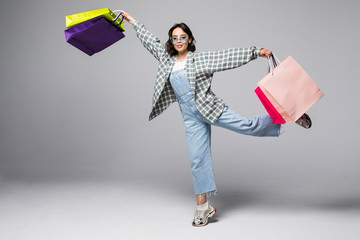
<box><xmin>165</xmin><ymin>23</ymin><xmax>196</xmax><ymax>57</ymax></box>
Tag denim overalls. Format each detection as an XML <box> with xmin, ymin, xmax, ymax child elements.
<box><xmin>170</xmin><ymin>68</ymin><xmax>280</xmax><ymax>196</ymax></box>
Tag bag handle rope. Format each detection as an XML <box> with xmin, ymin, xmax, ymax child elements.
<box><xmin>268</xmin><ymin>54</ymin><xmax>281</xmax><ymax>75</ymax></box>
<box><xmin>112</xmin><ymin>10</ymin><xmax>125</xmax><ymax>31</ymax></box>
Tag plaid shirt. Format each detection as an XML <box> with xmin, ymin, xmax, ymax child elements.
<box><xmin>132</xmin><ymin>21</ymin><xmax>262</xmax><ymax>123</ymax></box>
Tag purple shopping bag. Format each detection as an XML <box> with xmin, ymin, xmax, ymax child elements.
<box><xmin>65</xmin><ymin>17</ymin><xmax>125</xmax><ymax>56</ymax></box>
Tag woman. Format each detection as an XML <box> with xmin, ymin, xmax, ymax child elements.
<box><xmin>122</xmin><ymin>12</ymin><xmax>311</xmax><ymax>227</ymax></box>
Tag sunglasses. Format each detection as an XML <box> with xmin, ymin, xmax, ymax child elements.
<box><xmin>170</xmin><ymin>35</ymin><xmax>188</xmax><ymax>44</ymax></box>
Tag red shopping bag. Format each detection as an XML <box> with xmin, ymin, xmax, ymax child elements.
<box><xmin>255</xmin><ymin>87</ymin><xmax>286</xmax><ymax>124</ymax></box>
<box><xmin>256</xmin><ymin>55</ymin><xmax>324</xmax><ymax>123</ymax></box>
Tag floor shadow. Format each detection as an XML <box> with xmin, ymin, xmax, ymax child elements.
<box><xmin>210</xmin><ymin>190</ymin><xmax>262</xmax><ymax>218</ymax></box>
<box><xmin>210</xmin><ymin>188</ymin><xmax>360</xmax><ymax>218</ymax></box>
<box><xmin>310</xmin><ymin>197</ymin><xmax>360</xmax><ymax>211</ymax></box>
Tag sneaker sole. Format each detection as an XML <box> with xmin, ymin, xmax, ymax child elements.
<box><xmin>297</xmin><ymin>113</ymin><xmax>312</xmax><ymax>129</ymax></box>
<box><xmin>192</xmin><ymin>207</ymin><xmax>216</xmax><ymax>227</ymax></box>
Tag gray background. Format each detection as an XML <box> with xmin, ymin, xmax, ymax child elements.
<box><xmin>1</xmin><ymin>0</ymin><xmax>359</xmax><ymax>239</ymax></box>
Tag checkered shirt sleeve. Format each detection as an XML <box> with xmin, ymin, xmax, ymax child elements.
<box><xmin>204</xmin><ymin>47</ymin><xmax>262</xmax><ymax>73</ymax></box>
<box><xmin>131</xmin><ymin>20</ymin><xmax>166</xmax><ymax>61</ymax></box>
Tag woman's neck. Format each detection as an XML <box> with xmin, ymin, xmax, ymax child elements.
<box><xmin>177</xmin><ymin>51</ymin><xmax>188</xmax><ymax>62</ymax></box>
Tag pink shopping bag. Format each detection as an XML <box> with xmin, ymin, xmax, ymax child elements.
<box><xmin>257</xmin><ymin>55</ymin><xmax>324</xmax><ymax>123</ymax></box>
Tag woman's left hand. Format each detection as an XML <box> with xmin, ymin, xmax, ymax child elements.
<box><xmin>260</xmin><ymin>49</ymin><xmax>272</xmax><ymax>58</ymax></box>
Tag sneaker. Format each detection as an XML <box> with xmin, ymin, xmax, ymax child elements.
<box><xmin>192</xmin><ymin>205</ymin><xmax>216</xmax><ymax>227</ymax></box>
<box><xmin>295</xmin><ymin>113</ymin><xmax>312</xmax><ymax>129</ymax></box>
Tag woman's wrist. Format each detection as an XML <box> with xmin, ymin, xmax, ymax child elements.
<box><xmin>129</xmin><ymin>18</ymin><xmax>136</xmax><ymax>25</ymax></box>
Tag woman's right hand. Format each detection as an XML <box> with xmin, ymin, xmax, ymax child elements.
<box><xmin>122</xmin><ymin>12</ymin><xmax>136</xmax><ymax>25</ymax></box>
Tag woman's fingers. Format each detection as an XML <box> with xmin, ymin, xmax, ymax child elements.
<box><xmin>122</xmin><ymin>12</ymin><xmax>136</xmax><ymax>24</ymax></box>
<box><xmin>260</xmin><ymin>49</ymin><xmax>272</xmax><ymax>58</ymax></box>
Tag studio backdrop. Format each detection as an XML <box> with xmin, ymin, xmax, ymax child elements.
<box><xmin>0</xmin><ymin>0</ymin><xmax>359</xmax><ymax>197</ymax></box>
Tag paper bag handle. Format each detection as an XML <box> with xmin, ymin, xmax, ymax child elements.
<box><xmin>112</xmin><ymin>9</ymin><xmax>125</xmax><ymax>32</ymax></box>
<box><xmin>268</xmin><ymin>54</ymin><xmax>281</xmax><ymax>75</ymax></box>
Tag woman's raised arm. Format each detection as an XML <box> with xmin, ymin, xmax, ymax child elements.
<box><xmin>122</xmin><ymin>12</ymin><xmax>166</xmax><ymax>61</ymax></box>
<box><xmin>203</xmin><ymin>47</ymin><xmax>272</xmax><ymax>73</ymax></box>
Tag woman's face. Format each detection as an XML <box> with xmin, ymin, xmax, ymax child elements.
<box><xmin>171</xmin><ymin>27</ymin><xmax>191</xmax><ymax>55</ymax></box>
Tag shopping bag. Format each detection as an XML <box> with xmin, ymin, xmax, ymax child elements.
<box><xmin>255</xmin><ymin>87</ymin><xmax>286</xmax><ymax>124</ymax></box>
<box><xmin>256</xmin><ymin>55</ymin><xmax>324</xmax><ymax>123</ymax></box>
<box><xmin>65</xmin><ymin>16</ymin><xmax>125</xmax><ymax>56</ymax></box>
<box><xmin>65</xmin><ymin>8</ymin><xmax>125</xmax><ymax>32</ymax></box>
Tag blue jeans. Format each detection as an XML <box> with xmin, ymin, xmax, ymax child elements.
<box><xmin>170</xmin><ymin>69</ymin><xmax>280</xmax><ymax>195</ymax></box>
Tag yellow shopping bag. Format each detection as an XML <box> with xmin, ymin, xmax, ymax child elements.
<box><xmin>65</xmin><ymin>8</ymin><xmax>125</xmax><ymax>31</ymax></box>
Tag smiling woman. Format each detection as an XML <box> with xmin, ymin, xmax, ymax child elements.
<box><xmin>120</xmin><ymin>11</ymin><xmax>312</xmax><ymax>227</ymax></box>
<box><xmin>165</xmin><ymin>23</ymin><xmax>196</xmax><ymax>61</ymax></box>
